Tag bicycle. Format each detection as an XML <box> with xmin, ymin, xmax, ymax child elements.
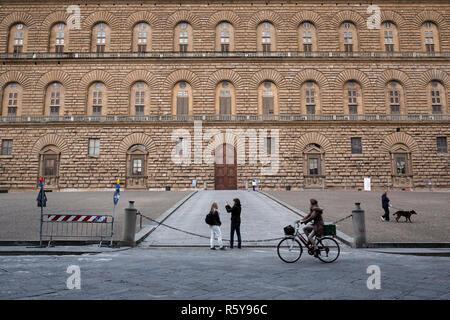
<box><xmin>277</xmin><ymin>221</ymin><xmax>340</xmax><ymax>263</ymax></box>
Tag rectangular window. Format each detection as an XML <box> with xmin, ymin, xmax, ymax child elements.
<box><xmin>265</xmin><ymin>137</ymin><xmax>272</xmax><ymax>155</ymax></box>
<box><xmin>50</xmin><ymin>106</ymin><xmax>60</xmax><ymax>116</ymax></box>
<box><xmin>176</xmin><ymin>137</ymin><xmax>183</xmax><ymax>156</ymax></box>
<box><xmin>394</xmin><ymin>154</ymin><xmax>407</xmax><ymax>175</ymax></box>
<box><xmin>1</xmin><ymin>139</ymin><xmax>13</xmax><ymax>155</ymax></box>
<box><xmin>92</xmin><ymin>106</ymin><xmax>102</xmax><ymax>115</ymax></box>
<box><xmin>179</xmin><ymin>44</ymin><xmax>188</xmax><ymax>53</ymax></box>
<box><xmin>437</xmin><ymin>137</ymin><xmax>448</xmax><ymax>154</ymax></box>
<box><xmin>351</xmin><ymin>137</ymin><xmax>362</xmax><ymax>154</ymax></box>
<box><xmin>221</xmin><ymin>43</ymin><xmax>229</xmax><ymax>52</ymax></box>
<box><xmin>308</xmin><ymin>156</ymin><xmax>320</xmax><ymax>175</ymax></box>
<box><xmin>303</xmin><ymin>43</ymin><xmax>312</xmax><ymax>52</ymax></box>
<box><xmin>88</xmin><ymin>138</ymin><xmax>100</xmax><ymax>156</ymax></box>
<box><xmin>135</xmin><ymin>105</ymin><xmax>144</xmax><ymax>116</ymax></box>
<box><xmin>7</xmin><ymin>107</ymin><xmax>17</xmax><ymax>116</ymax></box>
<box><xmin>96</xmin><ymin>45</ymin><xmax>105</xmax><ymax>53</ymax></box>
<box><xmin>137</xmin><ymin>44</ymin><xmax>147</xmax><ymax>53</ymax></box>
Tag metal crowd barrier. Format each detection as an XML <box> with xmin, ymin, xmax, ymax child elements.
<box><xmin>40</xmin><ymin>214</ymin><xmax>114</xmax><ymax>247</ymax></box>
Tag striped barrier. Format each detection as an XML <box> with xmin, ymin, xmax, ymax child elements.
<box><xmin>41</xmin><ymin>214</ymin><xmax>114</xmax><ymax>246</ymax></box>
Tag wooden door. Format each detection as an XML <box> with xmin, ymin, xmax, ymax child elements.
<box><xmin>42</xmin><ymin>154</ymin><xmax>59</xmax><ymax>188</ymax></box>
<box><xmin>214</xmin><ymin>143</ymin><xmax>237</xmax><ymax>190</ymax></box>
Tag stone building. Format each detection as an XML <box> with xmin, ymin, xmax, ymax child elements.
<box><xmin>0</xmin><ymin>0</ymin><xmax>449</xmax><ymax>192</ymax></box>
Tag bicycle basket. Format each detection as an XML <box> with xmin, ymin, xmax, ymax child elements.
<box><xmin>284</xmin><ymin>225</ymin><xmax>295</xmax><ymax>236</ymax></box>
<box><xmin>323</xmin><ymin>224</ymin><xmax>336</xmax><ymax>236</ymax></box>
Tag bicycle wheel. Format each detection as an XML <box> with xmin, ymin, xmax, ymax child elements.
<box><xmin>316</xmin><ymin>237</ymin><xmax>340</xmax><ymax>263</ymax></box>
<box><xmin>277</xmin><ymin>237</ymin><xmax>303</xmax><ymax>263</ymax></box>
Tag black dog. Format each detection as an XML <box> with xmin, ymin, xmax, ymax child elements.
<box><xmin>393</xmin><ymin>210</ymin><xmax>417</xmax><ymax>223</ymax></box>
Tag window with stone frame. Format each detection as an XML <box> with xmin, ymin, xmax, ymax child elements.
<box><xmin>351</xmin><ymin>137</ymin><xmax>362</xmax><ymax>154</ymax></box>
<box><xmin>88</xmin><ymin>138</ymin><xmax>100</xmax><ymax>156</ymax></box>
<box><xmin>302</xmin><ymin>81</ymin><xmax>320</xmax><ymax>114</ymax></box>
<box><xmin>215</xmin><ymin>81</ymin><xmax>235</xmax><ymax>115</ymax></box>
<box><xmin>45</xmin><ymin>82</ymin><xmax>64</xmax><ymax>116</ymax></box>
<box><xmin>1</xmin><ymin>139</ymin><xmax>13</xmax><ymax>156</ymax></box>
<box><xmin>50</xmin><ymin>22</ymin><xmax>68</xmax><ymax>53</ymax></box>
<box><xmin>9</xmin><ymin>23</ymin><xmax>27</xmax><ymax>53</ymax></box>
<box><xmin>131</xmin><ymin>82</ymin><xmax>148</xmax><ymax>116</ymax></box>
<box><xmin>216</xmin><ymin>21</ymin><xmax>234</xmax><ymax>52</ymax></box>
<box><xmin>258</xmin><ymin>81</ymin><xmax>278</xmax><ymax>115</ymax></box>
<box><xmin>344</xmin><ymin>81</ymin><xmax>362</xmax><ymax>114</ymax></box>
<box><xmin>436</xmin><ymin>137</ymin><xmax>448</xmax><ymax>154</ymax></box>
<box><xmin>428</xmin><ymin>81</ymin><xmax>446</xmax><ymax>114</ymax></box>
<box><xmin>2</xmin><ymin>82</ymin><xmax>22</xmax><ymax>117</ymax></box>
<box><xmin>386</xmin><ymin>81</ymin><xmax>405</xmax><ymax>114</ymax></box>
<box><xmin>303</xmin><ymin>143</ymin><xmax>324</xmax><ymax>177</ymax></box>
<box><xmin>133</xmin><ymin>22</ymin><xmax>150</xmax><ymax>53</ymax></box>
<box><xmin>340</xmin><ymin>22</ymin><xmax>358</xmax><ymax>53</ymax></box>
<box><xmin>390</xmin><ymin>144</ymin><xmax>412</xmax><ymax>177</ymax></box>
<box><xmin>299</xmin><ymin>22</ymin><xmax>317</xmax><ymax>52</ymax></box>
<box><xmin>175</xmin><ymin>22</ymin><xmax>192</xmax><ymax>52</ymax></box>
<box><xmin>176</xmin><ymin>137</ymin><xmax>184</xmax><ymax>156</ymax></box>
<box><xmin>264</xmin><ymin>137</ymin><xmax>274</xmax><ymax>156</ymax></box>
<box><xmin>381</xmin><ymin>21</ymin><xmax>398</xmax><ymax>52</ymax></box>
<box><xmin>92</xmin><ymin>22</ymin><xmax>110</xmax><ymax>53</ymax></box>
<box><xmin>88</xmin><ymin>82</ymin><xmax>106</xmax><ymax>116</ymax></box>
<box><xmin>421</xmin><ymin>21</ymin><xmax>440</xmax><ymax>53</ymax></box>
<box><xmin>257</xmin><ymin>22</ymin><xmax>276</xmax><ymax>52</ymax></box>
<box><xmin>173</xmin><ymin>81</ymin><xmax>192</xmax><ymax>115</ymax></box>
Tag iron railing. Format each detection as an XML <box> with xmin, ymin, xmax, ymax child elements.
<box><xmin>1</xmin><ymin>51</ymin><xmax>449</xmax><ymax>60</ymax></box>
<box><xmin>1</xmin><ymin>114</ymin><xmax>449</xmax><ymax>123</ymax></box>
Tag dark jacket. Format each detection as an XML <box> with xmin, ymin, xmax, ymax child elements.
<box><xmin>37</xmin><ymin>188</ymin><xmax>47</xmax><ymax>208</ymax></box>
<box><xmin>382</xmin><ymin>194</ymin><xmax>390</xmax><ymax>209</ymax></box>
<box><xmin>225</xmin><ymin>203</ymin><xmax>241</xmax><ymax>223</ymax></box>
<box><xmin>302</xmin><ymin>205</ymin><xmax>324</xmax><ymax>237</ymax></box>
<box><xmin>209</xmin><ymin>210</ymin><xmax>222</xmax><ymax>226</ymax></box>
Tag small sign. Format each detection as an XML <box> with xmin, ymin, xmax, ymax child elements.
<box><xmin>192</xmin><ymin>179</ymin><xmax>197</xmax><ymax>187</ymax></box>
<box><xmin>364</xmin><ymin>178</ymin><xmax>371</xmax><ymax>191</ymax></box>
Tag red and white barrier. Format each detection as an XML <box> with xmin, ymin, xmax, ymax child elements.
<box><xmin>46</xmin><ymin>215</ymin><xmax>107</xmax><ymax>223</ymax></box>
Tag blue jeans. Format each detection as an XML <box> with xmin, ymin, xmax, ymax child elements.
<box><xmin>230</xmin><ymin>222</ymin><xmax>241</xmax><ymax>248</ymax></box>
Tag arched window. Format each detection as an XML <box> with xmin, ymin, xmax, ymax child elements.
<box><xmin>45</xmin><ymin>82</ymin><xmax>64</xmax><ymax>116</ymax></box>
<box><xmin>299</xmin><ymin>22</ymin><xmax>317</xmax><ymax>52</ymax></box>
<box><xmin>258</xmin><ymin>81</ymin><xmax>278</xmax><ymax>115</ymax></box>
<box><xmin>91</xmin><ymin>22</ymin><xmax>110</xmax><ymax>53</ymax></box>
<box><xmin>380</xmin><ymin>21</ymin><xmax>398</xmax><ymax>52</ymax></box>
<box><xmin>88</xmin><ymin>82</ymin><xmax>106</xmax><ymax>116</ymax></box>
<box><xmin>421</xmin><ymin>21</ymin><xmax>440</xmax><ymax>53</ymax></box>
<box><xmin>216</xmin><ymin>21</ymin><xmax>234</xmax><ymax>52</ymax></box>
<box><xmin>303</xmin><ymin>143</ymin><xmax>326</xmax><ymax>188</ymax></box>
<box><xmin>8</xmin><ymin>23</ymin><xmax>28</xmax><ymax>53</ymax></box>
<box><xmin>174</xmin><ymin>22</ymin><xmax>193</xmax><ymax>52</ymax></box>
<box><xmin>344</xmin><ymin>81</ymin><xmax>362</xmax><ymax>114</ymax></box>
<box><xmin>257</xmin><ymin>22</ymin><xmax>276</xmax><ymax>52</ymax></box>
<box><xmin>340</xmin><ymin>22</ymin><xmax>358</xmax><ymax>53</ymax></box>
<box><xmin>427</xmin><ymin>81</ymin><xmax>446</xmax><ymax>114</ymax></box>
<box><xmin>173</xmin><ymin>81</ymin><xmax>192</xmax><ymax>115</ymax></box>
<box><xmin>39</xmin><ymin>145</ymin><xmax>61</xmax><ymax>189</ymax></box>
<box><xmin>215</xmin><ymin>81</ymin><xmax>235</xmax><ymax>115</ymax></box>
<box><xmin>130</xmin><ymin>82</ymin><xmax>149</xmax><ymax>116</ymax></box>
<box><xmin>301</xmin><ymin>81</ymin><xmax>320</xmax><ymax>114</ymax></box>
<box><xmin>133</xmin><ymin>22</ymin><xmax>150</xmax><ymax>53</ymax></box>
<box><xmin>386</xmin><ymin>81</ymin><xmax>405</xmax><ymax>114</ymax></box>
<box><xmin>2</xmin><ymin>83</ymin><xmax>22</xmax><ymax>116</ymax></box>
<box><xmin>50</xmin><ymin>22</ymin><xmax>68</xmax><ymax>53</ymax></box>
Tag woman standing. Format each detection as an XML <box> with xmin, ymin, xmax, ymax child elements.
<box><xmin>207</xmin><ymin>202</ymin><xmax>226</xmax><ymax>250</ymax></box>
<box><xmin>225</xmin><ymin>198</ymin><xmax>242</xmax><ymax>249</ymax></box>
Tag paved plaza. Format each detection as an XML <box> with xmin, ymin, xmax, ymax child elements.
<box><xmin>141</xmin><ymin>190</ymin><xmax>303</xmax><ymax>247</ymax></box>
<box><xmin>0</xmin><ymin>247</ymin><xmax>449</xmax><ymax>300</ymax></box>
<box><xmin>0</xmin><ymin>191</ymin><xmax>191</xmax><ymax>241</ymax></box>
<box><xmin>266</xmin><ymin>190</ymin><xmax>450</xmax><ymax>243</ymax></box>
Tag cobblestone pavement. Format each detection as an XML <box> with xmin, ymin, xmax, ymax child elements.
<box><xmin>0</xmin><ymin>191</ymin><xmax>191</xmax><ymax>240</ymax></box>
<box><xmin>141</xmin><ymin>190</ymin><xmax>302</xmax><ymax>247</ymax></box>
<box><xmin>0</xmin><ymin>247</ymin><xmax>449</xmax><ymax>300</ymax></box>
<box><xmin>266</xmin><ymin>190</ymin><xmax>450</xmax><ymax>243</ymax></box>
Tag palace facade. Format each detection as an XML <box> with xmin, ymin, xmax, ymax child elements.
<box><xmin>0</xmin><ymin>0</ymin><xmax>449</xmax><ymax>191</ymax></box>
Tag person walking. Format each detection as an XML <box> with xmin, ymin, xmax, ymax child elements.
<box><xmin>225</xmin><ymin>198</ymin><xmax>242</xmax><ymax>249</ymax></box>
<box><xmin>381</xmin><ymin>191</ymin><xmax>390</xmax><ymax>221</ymax></box>
<box><xmin>206</xmin><ymin>202</ymin><xmax>225</xmax><ymax>250</ymax></box>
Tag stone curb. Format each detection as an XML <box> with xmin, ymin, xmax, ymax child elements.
<box><xmin>0</xmin><ymin>246</ymin><xmax>130</xmax><ymax>256</ymax></box>
<box><xmin>258</xmin><ymin>191</ymin><xmax>354</xmax><ymax>247</ymax></box>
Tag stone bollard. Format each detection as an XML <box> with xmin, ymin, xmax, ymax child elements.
<box><xmin>121</xmin><ymin>201</ymin><xmax>137</xmax><ymax>247</ymax></box>
<box><xmin>352</xmin><ymin>202</ymin><xmax>367</xmax><ymax>248</ymax></box>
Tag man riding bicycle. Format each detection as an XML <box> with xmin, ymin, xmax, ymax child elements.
<box><xmin>299</xmin><ymin>199</ymin><xmax>324</xmax><ymax>257</ymax></box>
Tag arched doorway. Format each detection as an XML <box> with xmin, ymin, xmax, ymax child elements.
<box><xmin>126</xmin><ymin>144</ymin><xmax>148</xmax><ymax>189</ymax></box>
<box><xmin>39</xmin><ymin>145</ymin><xmax>61</xmax><ymax>189</ymax></box>
<box><xmin>214</xmin><ymin>143</ymin><xmax>237</xmax><ymax>190</ymax></box>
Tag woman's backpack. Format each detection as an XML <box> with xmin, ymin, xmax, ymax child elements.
<box><xmin>205</xmin><ymin>212</ymin><xmax>214</xmax><ymax>225</ymax></box>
